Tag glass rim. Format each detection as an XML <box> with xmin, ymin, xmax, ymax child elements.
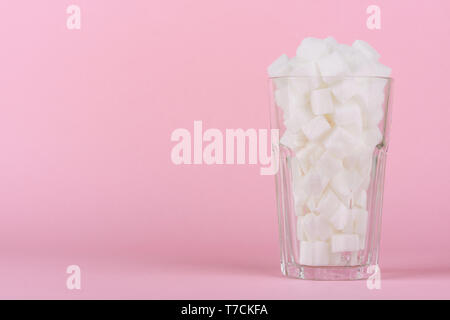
<box><xmin>269</xmin><ymin>75</ymin><xmax>393</xmax><ymax>81</ymax></box>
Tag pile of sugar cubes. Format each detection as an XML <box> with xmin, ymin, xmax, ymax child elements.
<box><xmin>268</xmin><ymin>37</ymin><xmax>391</xmax><ymax>266</ymax></box>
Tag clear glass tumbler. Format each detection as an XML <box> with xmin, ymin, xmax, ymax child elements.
<box><xmin>269</xmin><ymin>76</ymin><xmax>393</xmax><ymax>280</ymax></box>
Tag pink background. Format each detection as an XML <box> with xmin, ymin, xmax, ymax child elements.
<box><xmin>0</xmin><ymin>0</ymin><xmax>449</xmax><ymax>299</ymax></box>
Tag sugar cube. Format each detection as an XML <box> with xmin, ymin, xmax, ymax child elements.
<box><xmin>317</xmin><ymin>189</ymin><xmax>342</xmax><ymax>219</ymax></box>
<box><xmin>317</xmin><ymin>51</ymin><xmax>350</xmax><ymax>82</ymax></box>
<box><xmin>299</xmin><ymin>241</ymin><xmax>331</xmax><ymax>266</ymax></box>
<box><xmin>353</xmin><ymin>208</ymin><xmax>368</xmax><ymax>235</ymax></box>
<box><xmin>352</xmin><ymin>40</ymin><xmax>380</xmax><ymax>61</ymax></box>
<box><xmin>331</xmin><ymin>234</ymin><xmax>360</xmax><ymax>252</ymax></box>
<box><xmin>354</xmin><ymin>190</ymin><xmax>367</xmax><ymax>209</ymax></box>
<box><xmin>329</xmin><ymin>204</ymin><xmax>352</xmax><ymax>231</ymax></box>
<box><xmin>314</xmin><ymin>241</ymin><xmax>330</xmax><ymax>266</ymax></box>
<box><xmin>333</xmin><ymin>101</ymin><xmax>363</xmax><ymax>128</ymax></box>
<box><xmin>268</xmin><ymin>54</ymin><xmax>290</xmax><ymax>77</ymax></box>
<box><xmin>297</xmin><ymin>216</ymin><xmax>307</xmax><ymax>241</ymax></box>
<box><xmin>302</xmin><ymin>116</ymin><xmax>331</xmax><ymax>141</ymax></box>
<box><xmin>323</xmin><ymin>127</ymin><xmax>360</xmax><ymax>158</ymax></box>
<box><xmin>299</xmin><ymin>241</ymin><xmax>314</xmax><ymax>265</ymax></box>
<box><xmin>314</xmin><ymin>151</ymin><xmax>343</xmax><ymax>179</ymax></box>
<box><xmin>311</xmin><ymin>88</ymin><xmax>334</xmax><ymax>115</ymax></box>
<box><xmin>296</xmin><ymin>37</ymin><xmax>330</xmax><ymax>61</ymax></box>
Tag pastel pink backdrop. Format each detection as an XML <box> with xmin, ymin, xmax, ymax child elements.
<box><xmin>0</xmin><ymin>0</ymin><xmax>449</xmax><ymax>299</ymax></box>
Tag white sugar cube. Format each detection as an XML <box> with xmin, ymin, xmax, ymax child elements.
<box><xmin>268</xmin><ymin>54</ymin><xmax>290</xmax><ymax>77</ymax></box>
<box><xmin>331</xmin><ymin>234</ymin><xmax>360</xmax><ymax>252</ymax></box>
<box><xmin>274</xmin><ymin>88</ymin><xmax>289</xmax><ymax>110</ymax></box>
<box><xmin>302</xmin><ymin>116</ymin><xmax>331</xmax><ymax>141</ymax></box>
<box><xmin>299</xmin><ymin>241</ymin><xmax>331</xmax><ymax>266</ymax></box>
<box><xmin>324</xmin><ymin>36</ymin><xmax>338</xmax><ymax>49</ymax></box>
<box><xmin>299</xmin><ymin>241</ymin><xmax>314</xmax><ymax>265</ymax></box>
<box><xmin>279</xmin><ymin>131</ymin><xmax>297</xmax><ymax>149</ymax></box>
<box><xmin>323</xmin><ymin>127</ymin><xmax>360</xmax><ymax>158</ymax></box>
<box><xmin>295</xmin><ymin>142</ymin><xmax>325</xmax><ymax>174</ymax></box>
<box><xmin>333</xmin><ymin>101</ymin><xmax>363</xmax><ymax>128</ymax></box>
<box><xmin>363</xmin><ymin>127</ymin><xmax>383</xmax><ymax>148</ymax></box>
<box><xmin>314</xmin><ymin>151</ymin><xmax>343</xmax><ymax>179</ymax></box>
<box><xmin>354</xmin><ymin>190</ymin><xmax>367</xmax><ymax>209</ymax></box>
<box><xmin>370</xmin><ymin>78</ymin><xmax>388</xmax><ymax>98</ymax></box>
<box><xmin>306</xmin><ymin>196</ymin><xmax>318</xmax><ymax>213</ymax></box>
<box><xmin>293</xmin><ymin>175</ymin><xmax>308</xmax><ymax>208</ymax></box>
<box><xmin>311</xmin><ymin>88</ymin><xmax>334</xmax><ymax>115</ymax></box>
<box><xmin>358</xmin><ymin>153</ymin><xmax>373</xmax><ymax>179</ymax></box>
<box><xmin>304</xmin><ymin>170</ymin><xmax>330</xmax><ymax>196</ymax></box>
<box><xmin>316</xmin><ymin>215</ymin><xmax>333</xmax><ymax>241</ymax></box>
<box><xmin>287</xmin><ymin>78</ymin><xmax>313</xmax><ymax>99</ymax></box>
<box><xmin>356</xmin><ymin>61</ymin><xmax>391</xmax><ymax>77</ymax></box>
<box><xmin>295</xmin><ymin>130</ymin><xmax>308</xmax><ymax>149</ymax></box>
<box><xmin>317</xmin><ymin>51</ymin><xmax>350</xmax><ymax>82</ymax></box>
<box><xmin>289</xmin><ymin>61</ymin><xmax>322</xmax><ymax>89</ymax></box>
<box><xmin>359</xmin><ymin>174</ymin><xmax>371</xmax><ymax>191</ymax></box>
<box><xmin>336</xmin><ymin>43</ymin><xmax>357</xmax><ymax>65</ymax></box>
<box><xmin>352</xmin><ymin>40</ymin><xmax>380</xmax><ymax>61</ymax></box>
<box><xmin>297</xmin><ymin>216</ymin><xmax>307</xmax><ymax>241</ymax></box>
<box><xmin>342</xmin><ymin>124</ymin><xmax>363</xmax><ymax>139</ymax></box>
<box><xmin>369</xmin><ymin>62</ymin><xmax>391</xmax><ymax>77</ymax></box>
<box><xmin>294</xmin><ymin>188</ymin><xmax>308</xmax><ymax>209</ymax></box>
<box><xmin>280</xmin><ymin>130</ymin><xmax>306</xmax><ymax>150</ymax></box>
<box><xmin>286</xmin><ymin>91</ymin><xmax>307</xmax><ymax>114</ymax></box>
<box><xmin>331</xmin><ymin>169</ymin><xmax>364</xmax><ymax>200</ymax></box>
<box><xmin>302</xmin><ymin>213</ymin><xmax>332</xmax><ymax>241</ymax></box>
<box><xmin>290</xmin><ymin>157</ymin><xmax>303</xmax><ymax>179</ymax></box>
<box><xmin>296</xmin><ymin>37</ymin><xmax>330</xmax><ymax>61</ymax></box>
<box><xmin>353</xmin><ymin>208</ymin><xmax>368</xmax><ymax>235</ymax></box>
<box><xmin>355</xmin><ymin>78</ymin><xmax>386</xmax><ymax>111</ymax></box>
<box><xmin>317</xmin><ymin>189</ymin><xmax>341</xmax><ymax>218</ymax></box>
<box><xmin>329</xmin><ymin>204</ymin><xmax>352</xmax><ymax>231</ymax></box>
<box><xmin>278</xmin><ymin>85</ymin><xmax>310</xmax><ymax>124</ymax></box>
<box><xmin>331</xmin><ymin>79</ymin><xmax>360</xmax><ymax>103</ymax></box>
<box><xmin>273</xmin><ymin>78</ymin><xmax>288</xmax><ymax>92</ymax></box>
<box><xmin>343</xmin><ymin>145</ymin><xmax>373</xmax><ymax>177</ymax></box>
<box><xmin>365</xmin><ymin>107</ymin><xmax>384</xmax><ymax>128</ymax></box>
<box><xmin>283</xmin><ymin>97</ymin><xmax>314</xmax><ymax>133</ymax></box>
<box><xmin>342</xmin><ymin>213</ymin><xmax>355</xmax><ymax>234</ymax></box>
<box><xmin>313</xmin><ymin>241</ymin><xmax>330</xmax><ymax>266</ymax></box>
<box><xmin>283</xmin><ymin>110</ymin><xmax>314</xmax><ymax>134</ymax></box>
<box><xmin>302</xmin><ymin>213</ymin><xmax>317</xmax><ymax>241</ymax></box>
<box><xmin>346</xmin><ymin>169</ymin><xmax>365</xmax><ymax>192</ymax></box>
<box><xmin>287</xmin><ymin>81</ymin><xmax>310</xmax><ymax>105</ymax></box>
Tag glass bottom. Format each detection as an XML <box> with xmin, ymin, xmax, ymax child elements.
<box><xmin>282</xmin><ymin>262</ymin><xmax>376</xmax><ymax>281</ymax></box>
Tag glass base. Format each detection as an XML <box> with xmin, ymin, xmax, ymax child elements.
<box><xmin>282</xmin><ymin>262</ymin><xmax>375</xmax><ymax>281</ymax></box>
